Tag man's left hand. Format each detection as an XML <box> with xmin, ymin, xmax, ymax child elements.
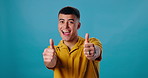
<box><xmin>84</xmin><ymin>33</ymin><xmax>101</xmax><ymax>60</ymax></box>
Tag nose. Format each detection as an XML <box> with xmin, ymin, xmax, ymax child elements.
<box><xmin>63</xmin><ymin>22</ymin><xmax>69</xmax><ymax>29</ymax></box>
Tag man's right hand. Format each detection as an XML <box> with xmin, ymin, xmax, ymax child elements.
<box><xmin>43</xmin><ymin>39</ymin><xmax>57</xmax><ymax>68</ymax></box>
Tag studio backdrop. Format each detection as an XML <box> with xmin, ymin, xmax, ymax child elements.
<box><xmin>0</xmin><ymin>0</ymin><xmax>148</xmax><ymax>78</ymax></box>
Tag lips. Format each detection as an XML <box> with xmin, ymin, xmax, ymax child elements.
<box><xmin>62</xmin><ymin>30</ymin><xmax>71</xmax><ymax>36</ymax></box>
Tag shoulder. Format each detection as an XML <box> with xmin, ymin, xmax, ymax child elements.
<box><xmin>89</xmin><ymin>37</ymin><xmax>102</xmax><ymax>48</ymax></box>
<box><xmin>47</xmin><ymin>40</ymin><xmax>63</xmax><ymax>49</ymax></box>
<box><xmin>89</xmin><ymin>37</ymin><xmax>99</xmax><ymax>41</ymax></box>
<box><xmin>89</xmin><ymin>37</ymin><xmax>101</xmax><ymax>43</ymax></box>
<box><xmin>48</xmin><ymin>45</ymin><xmax>59</xmax><ymax>49</ymax></box>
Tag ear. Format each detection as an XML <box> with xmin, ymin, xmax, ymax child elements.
<box><xmin>77</xmin><ymin>22</ymin><xmax>81</xmax><ymax>29</ymax></box>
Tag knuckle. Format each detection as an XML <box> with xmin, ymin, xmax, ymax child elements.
<box><xmin>44</xmin><ymin>48</ymin><xmax>49</xmax><ymax>52</ymax></box>
<box><xmin>43</xmin><ymin>52</ymin><xmax>47</xmax><ymax>56</ymax></box>
<box><xmin>49</xmin><ymin>49</ymin><xmax>54</xmax><ymax>53</ymax></box>
<box><xmin>44</xmin><ymin>48</ymin><xmax>47</xmax><ymax>52</ymax></box>
<box><xmin>92</xmin><ymin>47</ymin><xmax>95</xmax><ymax>50</ymax></box>
<box><xmin>51</xmin><ymin>50</ymin><xmax>55</xmax><ymax>53</ymax></box>
<box><xmin>84</xmin><ymin>48</ymin><xmax>87</xmax><ymax>52</ymax></box>
<box><xmin>85</xmin><ymin>52</ymin><xmax>88</xmax><ymax>54</ymax></box>
<box><xmin>50</xmin><ymin>53</ymin><xmax>54</xmax><ymax>57</ymax></box>
<box><xmin>84</xmin><ymin>44</ymin><xmax>89</xmax><ymax>47</ymax></box>
<box><xmin>45</xmin><ymin>59</ymin><xmax>51</xmax><ymax>63</ymax></box>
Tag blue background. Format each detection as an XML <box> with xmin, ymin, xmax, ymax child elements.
<box><xmin>0</xmin><ymin>0</ymin><xmax>148</xmax><ymax>78</ymax></box>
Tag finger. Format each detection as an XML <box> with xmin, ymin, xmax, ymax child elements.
<box><xmin>43</xmin><ymin>52</ymin><xmax>53</xmax><ymax>56</ymax></box>
<box><xmin>84</xmin><ymin>51</ymin><xmax>94</xmax><ymax>56</ymax></box>
<box><xmin>84</xmin><ymin>49</ymin><xmax>95</xmax><ymax>56</ymax></box>
<box><xmin>43</xmin><ymin>55</ymin><xmax>54</xmax><ymax>59</ymax></box>
<box><xmin>84</xmin><ymin>43</ymin><xmax>94</xmax><ymax>48</ymax></box>
<box><xmin>44</xmin><ymin>48</ymin><xmax>54</xmax><ymax>53</ymax></box>
<box><xmin>86</xmin><ymin>53</ymin><xmax>94</xmax><ymax>57</ymax></box>
<box><xmin>85</xmin><ymin>53</ymin><xmax>94</xmax><ymax>57</ymax></box>
<box><xmin>44</xmin><ymin>58</ymin><xmax>52</xmax><ymax>62</ymax></box>
<box><xmin>49</xmin><ymin>39</ymin><xmax>55</xmax><ymax>49</ymax></box>
<box><xmin>85</xmin><ymin>33</ymin><xmax>89</xmax><ymax>43</ymax></box>
<box><xmin>86</xmin><ymin>56</ymin><xmax>94</xmax><ymax>60</ymax></box>
<box><xmin>84</xmin><ymin>48</ymin><xmax>94</xmax><ymax>52</ymax></box>
<box><xmin>84</xmin><ymin>48</ymin><xmax>91</xmax><ymax>52</ymax></box>
<box><xmin>44</xmin><ymin>48</ymin><xmax>48</xmax><ymax>52</ymax></box>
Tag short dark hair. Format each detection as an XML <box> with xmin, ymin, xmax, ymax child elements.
<box><xmin>58</xmin><ymin>6</ymin><xmax>80</xmax><ymax>19</ymax></box>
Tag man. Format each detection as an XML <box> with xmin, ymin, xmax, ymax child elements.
<box><xmin>43</xmin><ymin>6</ymin><xmax>102</xmax><ymax>78</ymax></box>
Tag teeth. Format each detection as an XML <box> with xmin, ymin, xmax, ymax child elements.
<box><xmin>63</xmin><ymin>30</ymin><xmax>70</xmax><ymax>33</ymax></box>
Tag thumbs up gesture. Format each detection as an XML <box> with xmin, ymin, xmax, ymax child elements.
<box><xmin>43</xmin><ymin>39</ymin><xmax>57</xmax><ymax>68</ymax></box>
<box><xmin>84</xmin><ymin>33</ymin><xmax>99</xmax><ymax>60</ymax></box>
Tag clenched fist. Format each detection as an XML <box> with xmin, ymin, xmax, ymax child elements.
<box><xmin>43</xmin><ymin>39</ymin><xmax>57</xmax><ymax>68</ymax></box>
<box><xmin>84</xmin><ymin>33</ymin><xmax>101</xmax><ymax>60</ymax></box>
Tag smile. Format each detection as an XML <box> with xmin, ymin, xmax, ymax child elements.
<box><xmin>62</xmin><ymin>30</ymin><xmax>71</xmax><ymax>36</ymax></box>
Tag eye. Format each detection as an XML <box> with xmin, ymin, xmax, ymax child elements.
<box><xmin>59</xmin><ymin>20</ymin><xmax>64</xmax><ymax>23</ymax></box>
<box><xmin>69</xmin><ymin>21</ymin><xmax>74</xmax><ymax>24</ymax></box>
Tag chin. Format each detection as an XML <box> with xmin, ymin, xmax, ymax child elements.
<box><xmin>62</xmin><ymin>38</ymin><xmax>71</xmax><ymax>41</ymax></box>
<box><xmin>60</xmin><ymin>34</ymin><xmax>70</xmax><ymax>41</ymax></box>
<box><xmin>63</xmin><ymin>39</ymin><xmax>69</xmax><ymax>42</ymax></box>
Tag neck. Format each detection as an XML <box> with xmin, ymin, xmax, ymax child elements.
<box><xmin>63</xmin><ymin>36</ymin><xmax>79</xmax><ymax>50</ymax></box>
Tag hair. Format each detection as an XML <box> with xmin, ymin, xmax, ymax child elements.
<box><xmin>58</xmin><ymin>6</ymin><xmax>80</xmax><ymax>20</ymax></box>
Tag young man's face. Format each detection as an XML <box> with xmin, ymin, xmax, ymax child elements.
<box><xmin>58</xmin><ymin>14</ymin><xmax>80</xmax><ymax>42</ymax></box>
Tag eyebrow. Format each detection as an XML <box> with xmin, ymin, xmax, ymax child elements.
<box><xmin>68</xmin><ymin>19</ymin><xmax>74</xmax><ymax>21</ymax></box>
<box><xmin>59</xmin><ymin>19</ymin><xmax>64</xmax><ymax>21</ymax></box>
<box><xmin>59</xmin><ymin>19</ymin><xmax>75</xmax><ymax>21</ymax></box>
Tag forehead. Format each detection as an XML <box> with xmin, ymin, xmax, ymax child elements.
<box><xmin>58</xmin><ymin>14</ymin><xmax>77</xmax><ymax>20</ymax></box>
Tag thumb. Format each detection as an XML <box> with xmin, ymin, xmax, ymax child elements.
<box><xmin>85</xmin><ymin>33</ymin><xmax>89</xmax><ymax>43</ymax></box>
<box><xmin>49</xmin><ymin>39</ymin><xmax>55</xmax><ymax>49</ymax></box>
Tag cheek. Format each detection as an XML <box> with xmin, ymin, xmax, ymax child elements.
<box><xmin>73</xmin><ymin>25</ymin><xmax>78</xmax><ymax>31</ymax></box>
<box><xmin>71</xmin><ymin>27</ymin><xmax>77</xmax><ymax>33</ymax></box>
<box><xmin>58</xmin><ymin>26</ymin><xmax>61</xmax><ymax>33</ymax></box>
<box><xmin>58</xmin><ymin>25</ymin><xmax>62</xmax><ymax>30</ymax></box>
